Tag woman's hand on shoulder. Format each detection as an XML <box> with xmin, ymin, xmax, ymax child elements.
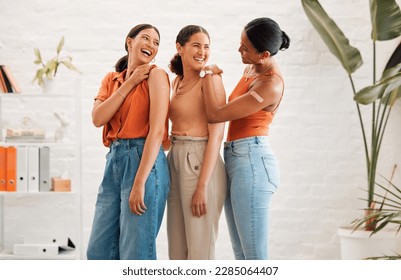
<box><xmin>203</xmin><ymin>64</ymin><xmax>223</xmax><ymax>75</ymax></box>
<box><xmin>127</xmin><ymin>64</ymin><xmax>152</xmax><ymax>85</ymax></box>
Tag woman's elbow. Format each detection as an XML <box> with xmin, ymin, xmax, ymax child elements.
<box><xmin>92</xmin><ymin>115</ymin><xmax>104</xmax><ymax>127</ymax></box>
<box><xmin>207</xmin><ymin>112</ymin><xmax>221</xmax><ymax>123</ymax></box>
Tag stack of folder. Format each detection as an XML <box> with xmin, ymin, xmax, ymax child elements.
<box><xmin>13</xmin><ymin>236</ymin><xmax>75</xmax><ymax>256</ymax></box>
<box><xmin>0</xmin><ymin>145</ymin><xmax>51</xmax><ymax>192</ymax></box>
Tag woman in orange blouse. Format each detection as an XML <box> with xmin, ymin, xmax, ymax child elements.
<box><xmin>87</xmin><ymin>24</ymin><xmax>170</xmax><ymax>260</ymax></box>
<box><xmin>202</xmin><ymin>17</ymin><xmax>290</xmax><ymax>259</ymax></box>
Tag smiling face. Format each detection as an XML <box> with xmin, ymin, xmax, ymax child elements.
<box><xmin>238</xmin><ymin>30</ymin><xmax>261</xmax><ymax>65</ymax></box>
<box><xmin>127</xmin><ymin>28</ymin><xmax>160</xmax><ymax>65</ymax></box>
<box><xmin>177</xmin><ymin>32</ymin><xmax>210</xmax><ymax>72</ymax></box>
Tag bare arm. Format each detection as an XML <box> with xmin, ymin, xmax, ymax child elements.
<box><xmin>92</xmin><ymin>65</ymin><xmax>152</xmax><ymax>127</ymax></box>
<box><xmin>129</xmin><ymin>67</ymin><xmax>170</xmax><ymax>215</ymax></box>
<box><xmin>203</xmin><ymin>70</ymin><xmax>283</xmax><ymax>123</ymax></box>
<box><xmin>191</xmin><ymin>75</ymin><xmax>226</xmax><ymax>217</ymax></box>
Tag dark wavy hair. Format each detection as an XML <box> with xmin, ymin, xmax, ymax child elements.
<box><xmin>115</xmin><ymin>24</ymin><xmax>160</xmax><ymax>72</ymax></box>
<box><xmin>244</xmin><ymin>17</ymin><xmax>290</xmax><ymax>55</ymax></box>
<box><xmin>169</xmin><ymin>25</ymin><xmax>210</xmax><ymax>76</ymax></box>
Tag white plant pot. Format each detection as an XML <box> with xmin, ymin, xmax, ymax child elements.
<box><xmin>42</xmin><ymin>77</ymin><xmax>59</xmax><ymax>94</ymax></box>
<box><xmin>338</xmin><ymin>227</ymin><xmax>401</xmax><ymax>259</ymax></box>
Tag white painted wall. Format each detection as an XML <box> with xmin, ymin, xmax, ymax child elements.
<box><xmin>1</xmin><ymin>0</ymin><xmax>400</xmax><ymax>259</ymax></box>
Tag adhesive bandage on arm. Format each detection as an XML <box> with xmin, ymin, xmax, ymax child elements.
<box><xmin>249</xmin><ymin>91</ymin><xmax>264</xmax><ymax>103</ymax></box>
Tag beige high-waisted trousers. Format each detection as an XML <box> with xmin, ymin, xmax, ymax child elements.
<box><xmin>167</xmin><ymin>136</ymin><xmax>227</xmax><ymax>260</ymax></box>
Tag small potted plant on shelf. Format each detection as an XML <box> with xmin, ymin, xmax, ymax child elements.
<box><xmin>302</xmin><ymin>0</ymin><xmax>401</xmax><ymax>259</ymax></box>
<box><xmin>33</xmin><ymin>36</ymin><xmax>81</xmax><ymax>93</ymax></box>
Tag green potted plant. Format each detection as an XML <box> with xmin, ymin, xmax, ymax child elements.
<box><xmin>353</xmin><ymin>165</ymin><xmax>401</xmax><ymax>259</ymax></box>
<box><xmin>301</xmin><ymin>0</ymin><xmax>401</xmax><ymax>258</ymax></box>
<box><xmin>33</xmin><ymin>36</ymin><xmax>81</xmax><ymax>90</ymax></box>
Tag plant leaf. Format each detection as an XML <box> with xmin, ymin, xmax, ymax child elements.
<box><xmin>34</xmin><ymin>48</ymin><xmax>42</xmax><ymax>62</ymax></box>
<box><xmin>57</xmin><ymin>36</ymin><xmax>65</xmax><ymax>55</ymax></box>
<box><xmin>301</xmin><ymin>0</ymin><xmax>363</xmax><ymax>74</ymax></box>
<box><xmin>370</xmin><ymin>0</ymin><xmax>401</xmax><ymax>41</ymax></box>
<box><xmin>382</xmin><ymin>45</ymin><xmax>401</xmax><ymax>105</ymax></box>
<box><xmin>61</xmin><ymin>61</ymin><xmax>81</xmax><ymax>74</ymax></box>
<box><xmin>354</xmin><ymin>72</ymin><xmax>401</xmax><ymax>104</ymax></box>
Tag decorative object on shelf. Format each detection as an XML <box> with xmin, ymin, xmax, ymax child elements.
<box><xmin>53</xmin><ymin>112</ymin><xmax>70</xmax><ymax>142</ymax></box>
<box><xmin>4</xmin><ymin>117</ymin><xmax>46</xmax><ymax>143</ymax></box>
<box><xmin>51</xmin><ymin>177</ymin><xmax>71</xmax><ymax>192</ymax></box>
<box><xmin>51</xmin><ymin>170</ymin><xmax>71</xmax><ymax>192</ymax></box>
<box><xmin>5</xmin><ymin>128</ymin><xmax>45</xmax><ymax>141</ymax></box>
<box><xmin>32</xmin><ymin>36</ymin><xmax>81</xmax><ymax>92</ymax></box>
<box><xmin>302</xmin><ymin>0</ymin><xmax>401</xmax><ymax>259</ymax></box>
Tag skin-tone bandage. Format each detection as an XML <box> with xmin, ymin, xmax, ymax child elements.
<box><xmin>153</xmin><ymin>85</ymin><xmax>170</xmax><ymax>90</ymax></box>
<box><xmin>249</xmin><ymin>91</ymin><xmax>264</xmax><ymax>103</ymax></box>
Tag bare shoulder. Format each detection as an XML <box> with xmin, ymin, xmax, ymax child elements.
<box><xmin>252</xmin><ymin>73</ymin><xmax>283</xmax><ymax>90</ymax></box>
<box><xmin>149</xmin><ymin>66</ymin><xmax>168</xmax><ymax>77</ymax></box>
<box><xmin>148</xmin><ymin>66</ymin><xmax>169</xmax><ymax>84</ymax></box>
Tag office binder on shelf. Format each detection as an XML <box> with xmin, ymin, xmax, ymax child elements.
<box><xmin>24</xmin><ymin>235</ymin><xmax>75</xmax><ymax>251</ymax></box>
<box><xmin>0</xmin><ymin>146</ymin><xmax>6</xmax><ymax>191</ymax></box>
<box><xmin>6</xmin><ymin>146</ymin><xmax>16</xmax><ymax>191</ymax></box>
<box><xmin>39</xmin><ymin>146</ymin><xmax>50</xmax><ymax>191</ymax></box>
<box><xmin>14</xmin><ymin>235</ymin><xmax>76</xmax><ymax>256</ymax></box>
<box><xmin>13</xmin><ymin>244</ymin><xmax>59</xmax><ymax>256</ymax></box>
<box><xmin>27</xmin><ymin>146</ymin><xmax>39</xmax><ymax>192</ymax></box>
<box><xmin>16</xmin><ymin>146</ymin><xmax>28</xmax><ymax>192</ymax></box>
<box><xmin>0</xmin><ymin>66</ymin><xmax>12</xmax><ymax>93</ymax></box>
<box><xmin>0</xmin><ymin>70</ymin><xmax>8</xmax><ymax>93</ymax></box>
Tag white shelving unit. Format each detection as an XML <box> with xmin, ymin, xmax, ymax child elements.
<box><xmin>0</xmin><ymin>81</ymin><xmax>82</xmax><ymax>259</ymax></box>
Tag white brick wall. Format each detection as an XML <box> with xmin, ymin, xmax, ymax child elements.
<box><xmin>1</xmin><ymin>0</ymin><xmax>400</xmax><ymax>260</ymax></box>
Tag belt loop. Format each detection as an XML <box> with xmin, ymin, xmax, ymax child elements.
<box><xmin>255</xmin><ymin>136</ymin><xmax>260</xmax><ymax>144</ymax></box>
<box><xmin>230</xmin><ymin>141</ymin><xmax>234</xmax><ymax>149</ymax></box>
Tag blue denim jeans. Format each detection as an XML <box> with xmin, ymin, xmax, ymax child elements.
<box><xmin>224</xmin><ymin>136</ymin><xmax>279</xmax><ymax>260</ymax></box>
<box><xmin>86</xmin><ymin>138</ymin><xmax>170</xmax><ymax>260</ymax></box>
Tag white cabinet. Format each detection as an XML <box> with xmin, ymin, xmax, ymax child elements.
<box><xmin>0</xmin><ymin>82</ymin><xmax>82</xmax><ymax>259</ymax></box>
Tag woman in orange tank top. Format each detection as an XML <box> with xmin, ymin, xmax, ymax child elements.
<box><xmin>87</xmin><ymin>24</ymin><xmax>170</xmax><ymax>260</ymax></box>
<box><xmin>202</xmin><ymin>17</ymin><xmax>290</xmax><ymax>259</ymax></box>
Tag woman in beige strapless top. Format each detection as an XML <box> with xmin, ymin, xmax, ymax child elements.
<box><xmin>166</xmin><ymin>24</ymin><xmax>227</xmax><ymax>260</ymax></box>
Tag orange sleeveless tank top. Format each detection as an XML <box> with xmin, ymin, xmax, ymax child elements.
<box><xmin>226</xmin><ymin>71</ymin><xmax>283</xmax><ymax>141</ymax></box>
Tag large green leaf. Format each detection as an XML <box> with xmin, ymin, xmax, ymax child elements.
<box><xmin>301</xmin><ymin>0</ymin><xmax>363</xmax><ymax>74</ymax></box>
<box><xmin>354</xmin><ymin>72</ymin><xmax>401</xmax><ymax>104</ymax></box>
<box><xmin>371</xmin><ymin>0</ymin><xmax>401</xmax><ymax>41</ymax></box>
<box><xmin>382</xmin><ymin>44</ymin><xmax>401</xmax><ymax>105</ymax></box>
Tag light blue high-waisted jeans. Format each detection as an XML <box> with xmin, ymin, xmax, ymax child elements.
<box><xmin>224</xmin><ymin>136</ymin><xmax>279</xmax><ymax>260</ymax></box>
<box><xmin>86</xmin><ymin>138</ymin><xmax>170</xmax><ymax>260</ymax></box>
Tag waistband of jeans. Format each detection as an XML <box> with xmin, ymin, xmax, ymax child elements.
<box><xmin>224</xmin><ymin>136</ymin><xmax>269</xmax><ymax>148</ymax></box>
<box><xmin>170</xmin><ymin>135</ymin><xmax>208</xmax><ymax>144</ymax></box>
<box><xmin>110</xmin><ymin>138</ymin><xmax>146</xmax><ymax>149</ymax></box>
